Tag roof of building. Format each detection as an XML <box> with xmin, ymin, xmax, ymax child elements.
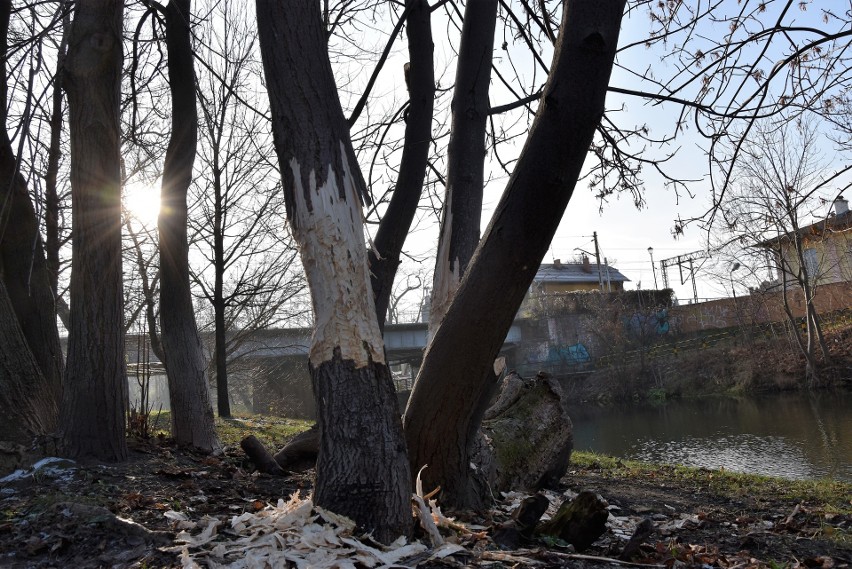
<box><xmin>758</xmin><ymin>198</ymin><xmax>852</xmax><ymax>248</ymax></box>
<box><xmin>534</xmin><ymin>261</ymin><xmax>630</xmax><ymax>284</ymax></box>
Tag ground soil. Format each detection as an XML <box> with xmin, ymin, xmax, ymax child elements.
<box><xmin>1</xmin><ymin>433</ymin><xmax>848</xmax><ymax>568</ymax></box>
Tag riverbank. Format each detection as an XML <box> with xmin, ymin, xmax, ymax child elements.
<box><xmin>557</xmin><ymin>321</ymin><xmax>852</xmax><ymax>405</ymax></box>
<box><xmin>1</xmin><ymin>416</ymin><xmax>849</xmax><ymax>567</ymax></box>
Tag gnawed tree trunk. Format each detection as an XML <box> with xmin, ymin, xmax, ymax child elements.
<box><xmin>368</xmin><ymin>0</ymin><xmax>434</xmax><ymax>332</ymax></box>
<box><xmin>0</xmin><ymin>279</ymin><xmax>58</xmax><ymax>445</ymax></box>
<box><xmin>60</xmin><ymin>0</ymin><xmax>128</xmax><ymax>462</ymax></box>
<box><xmin>404</xmin><ymin>0</ymin><xmax>626</xmax><ymax>509</ymax></box>
<box><xmin>256</xmin><ymin>0</ymin><xmax>411</xmax><ymax>543</ymax></box>
<box><xmin>0</xmin><ymin>0</ymin><xmax>63</xmax><ymax>413</ymax></box>
<box><xmin>158</xmin><ymin>0</ymin><xmax>220</xmax><ymax>451</ymax></box>
<box><xmin>266</xmin><ymin>372</ymin><xmax>573</xmax><ymax>495</ymax></box>
<box><xmin>428</xmin><ymin>0</ymin><xmax>497</xmax><ymax>336</ymax></box>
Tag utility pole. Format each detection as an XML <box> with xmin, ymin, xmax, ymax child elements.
<box><xmin>592</xmin><ymin>231</ymin><xmax>604</xmax><ymax>290</ymax></box>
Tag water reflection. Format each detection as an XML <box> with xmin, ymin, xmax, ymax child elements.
<box><xmin>567</xmin><ymin>390</ymin><xmax>851</xmax><ymax>481</ymax></box>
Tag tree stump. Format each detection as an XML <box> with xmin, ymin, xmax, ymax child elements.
<box><xmin>480</xmin><ymin>371</ymin><xmax>574</xmax><ymax>494</ymax></box>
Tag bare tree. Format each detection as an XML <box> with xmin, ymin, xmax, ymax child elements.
<box><xmin>190</xmin><ymin>0</ymin><xmax>305</xmax><ymax>417</ymax></box>
<box><xmin>714</xmin><ymin>118</ymin><xmax>838</xmax><ymax>384</ymax></box>
<box><xmin>404</xmin><ymin>0</ymin><xmax>626</xmax><ymax>508</ymax></box>
<box><xmin>428</xmin><ymin>0</ymin><xmax>497</xmax><ymax>336</ymax></box>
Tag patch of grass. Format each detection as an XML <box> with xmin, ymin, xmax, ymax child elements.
<box><xmin>571</xmin><ymin>450</ymin><xmax>852</xmax><ymax>513</ymax></box>
<box><xmin>215</xmin><ymin>415</ymin><xmax>312</xmax><ymax>449</ymax></box>
<box><xmin>148</xmin><ymin>411</ymin><xmax>313</xmax><ymax>450</ymax></box>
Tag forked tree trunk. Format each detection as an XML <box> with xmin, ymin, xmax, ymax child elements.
<box><xmin>256</xmin><ymin>0</ymin><xmax>411</xmax><ymax>543</ymax></box>
<box><xmin>0</xmin><ymin>0</ymin><xmax>63</xmax><ymax>415</ymax></box>
<box><xmin>428</xmin><ymin>0</ymin><xmax>497</xmax><ymax>336</ymax></box>
<box><xmin>159</xmin><ymin>0</ymin><xmax>220</xmax><ymax>450</ymax></box>
<box><xmin>60</xmin><ymin>0</ymin><xmax>128</xmax><ymax>461</ymax></box>
<box><xmin>0</xmin><ymin>279</ymin><xmax>58</xmax><ymax>444</ymax></box>
<box><xmin>368</xmin><ymin>0</ymin><xmax>433</xmax><ymax>332</ymax></box>
<box><xmin>404</xmin><ymin>0</ymin><xmax>626</xmax><ymax>509</ymax></box>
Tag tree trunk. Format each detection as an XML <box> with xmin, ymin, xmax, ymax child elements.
<box><xmin>60</xmin><ymin>0</ymin><xmax>128</xmax><ymax>462</ymax></box>
<box><xmin>44</xmin><ymin>1</ymin><xmax>71</xmax><ymax>303</ymax></box>
<box><xmin>428</xmin><ymin>0</ymin><xmax>497</xmax><ymax>337</ymax></box>
<box><xmin>404</xmin><ymin>0</ymin><xmax>626</xmax><ymax>509</ymax></box>
<box><xmin>256</xmin><ymin>0</ymin><xmax>411</xmax><ymax>543</ymax></box>
<box><xmin>159</xmin><ymin>0</ymin><xmax>220</xmax><ymax>451</ymax></box>
<box><xmin>0</xmin><ymin>279</ymin><xmax>58</xmax><ymax>444</ymax></box>
<box><xmin>213</xmin><ymin>158</ymin><xmax>230</xmax><ymax>418</ymax></box>
<box><xmin>368</xmin><ymin>0</ymin><xmax>433</xmax><ymax>332</ymax></box>
<box><xmin>0</xmin><ymin>0</ymin><xmax>63</xmax><ymax>415</ymax></box>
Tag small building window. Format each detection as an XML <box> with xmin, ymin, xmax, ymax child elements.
<box><xmin>803</xmin><ymin>247</ymin><xmax>819</xmax><ymax>279</ymax></box>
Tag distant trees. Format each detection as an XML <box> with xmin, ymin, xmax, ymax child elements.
<box><xmin>189</xmin><ymin>0</ymin><xmax>305</xmax><ymax>417</ymax></box>
<box><xmin>714</xmin><ymin>119</ymin><xmax>834</xmax><ymax>383</ymax></box>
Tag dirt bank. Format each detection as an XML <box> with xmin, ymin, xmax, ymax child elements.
<box><xmin>557</xmin><ymin>324</ymin><xmax>852</xmax><ymax>405</ymax></box>
<box><xmin>1</xmin><ymin>424</ymin><xmax>849</xmax><ymax>568</ymax></box>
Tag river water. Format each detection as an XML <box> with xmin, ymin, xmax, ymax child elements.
<box><xmin>567</xmin><ymin>390</ymin><xmax>852</xmax><ymax>482</ymax></box>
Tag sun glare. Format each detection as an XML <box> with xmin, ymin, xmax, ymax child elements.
<box><xmin>123</xmin><ymin>181</ymin><xmax>161</xmax><ymax>226</ymax></box>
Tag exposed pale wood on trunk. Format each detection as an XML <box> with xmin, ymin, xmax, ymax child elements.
<box><xmin>256</xmin><ymin>0</ymin><xmax>411</xmax><ymax>542</ymax></box>
<box><xmin>428</xmin><ymin>0</ymin><xmax>497</xmax><ymax>336</ymax></box>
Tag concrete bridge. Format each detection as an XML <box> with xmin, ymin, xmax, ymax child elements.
<box><xmin>127</xmin><ymin>321</ymin><xmax>524</xmax><ymax>369</ymax></box>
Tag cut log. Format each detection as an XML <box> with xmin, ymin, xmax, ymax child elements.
<box><xmin>481</xmin><ymin>372</ymin><xmax>573</xmax><ymax>493</ymax></box>
<box><xmin>240</xmin><ymin>435</ymin><xmax>285</xmax><ymax>475</ymax></box>
<box><xmin>273</xmin><ymin>424</ymin><xmax>319</xmax><ymax>473</ymax></box>
<box><xmin>537</xmin><ymin>490</ymin><xmax>608</xmax><ymax>552</ymax></box>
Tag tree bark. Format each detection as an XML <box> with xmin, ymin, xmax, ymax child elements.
<box><xmin>404</xmin><ymin>0</ymin><xmax>626</xmax><ymax>509</ymax></box>
<box><xmin>0</xmin><ymin>0</ymin><xmax>63</xmax><ymax>415</ymax></box>
<box><xmin>159</xmin><ymin>0</ymin><xmax>220</xmax><ymax>451</ymax></box>
<box><xmin>0</xmin><ymin>279</ymin><xmax>58</xmax><ymax>444</ymax></box>
<box><xmin>60</xmin><ymin>0</ymin><xmax>128</xmax><ymax>462</ymax></box>
<box><xmin>256</xmin><ymin>0</ymin><xmax>411</xmax><ymax>543</ymax></box>
<box><xmin>212</xmin><ymin>148</ymin><xmax>230</xmax><ymax>417</ymax></box>
<box><xmin>368</xmin><ymin>0</ymin><xmax>433</xmax><ymax>332</ymax></box>
<box><xmin>428</xmin><ymin>0</ymin><xmax>497</xmax><ymax>336</ymax></box>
